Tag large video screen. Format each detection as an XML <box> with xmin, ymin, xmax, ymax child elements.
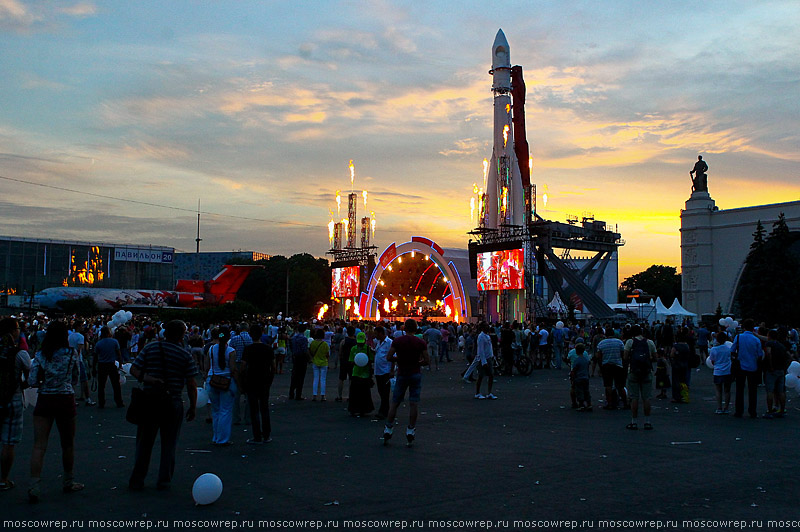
<box><xmin>476</xmin><ymin>249</ymin><xmax>524</xmax><ymax>291</ymax></box>
<box><xmin>331</xmin><ymin>266</ymin><xmax>360</xmax><ymax>298</ymax></box>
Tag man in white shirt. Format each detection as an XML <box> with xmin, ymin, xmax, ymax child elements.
<box><xmin>537</xmin><ymin>325</ymin><xmax>550</xmax><ymax>369</ymax></box>
<box><xmin>372</xmin><ymin>326</ymin><xmax>393</xmax><ymax>419</ymax></box>
<box><xmin>475</xmin><ymin>323</ymin><xmax>497</xmax><ymax>400</ymax></box>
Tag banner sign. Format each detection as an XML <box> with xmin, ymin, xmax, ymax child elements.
<box><xmin>114</xmin><ymin>247</ymin><xmax>174</xmax><ymax>264</ymax></box>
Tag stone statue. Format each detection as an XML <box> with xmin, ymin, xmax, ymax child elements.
<box><xmin>690</xmin><ymin>155</ymin><xmax>708</xmax><ymax>193</ymax></box>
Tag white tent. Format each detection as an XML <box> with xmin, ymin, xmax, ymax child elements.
<box><xmin>654</xmin><ymin>297</ymin><xmax>674</xmax><ymax>321</ymax></box>
<box><xmin>668</xmin><ymin>298</ymin><xmax>697</xmax><ymax>318</ymax></box>
<box><xmin>548</xmin><ymin>292</ymin><xmax>568</xmax><ymax>313</ymax></box>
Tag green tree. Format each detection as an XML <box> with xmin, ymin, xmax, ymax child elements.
<box><xmin>737</xmin><ymin>214</ymin><xmax>800</xmax><ymax>325</ymax></box>
<box><xmin>620</xmin><ymin>265</ymin><xmax>682</xmax><ymax>304</ymax></box>
<box><xmin>236</xmin><ymin>254</ymin><xmax>330</xmax><ymax>317</ymax></box>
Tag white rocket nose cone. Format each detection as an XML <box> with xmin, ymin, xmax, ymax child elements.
<box><xmin>492</xmin><ymin>28</ymin><xmax>510</xmax><ymax>69</ymax></box>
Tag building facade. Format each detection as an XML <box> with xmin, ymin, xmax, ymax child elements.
<box><xmin>0</xmin><ymin>236</ymin><xmax>174</xmax><ymax>294</ymax></box>
<box><xmin>680</xmin><ymin>192</ymin><xmax>800</xmax><ymax>316</ymax></box>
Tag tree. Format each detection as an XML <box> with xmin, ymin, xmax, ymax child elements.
<box><xmin>236</xmin><ymin>254</ymin><xmax>330</xmax><ymax>317</ymax></box>
<box><xmin>620</xmin><ymin>265</ymin><xmax>682</xmax><ymax>304</ymax></box>
<box><xmin>737</xmin><ymin>215</ymin><xmax>800</xmax><ymax>326</ymax></box>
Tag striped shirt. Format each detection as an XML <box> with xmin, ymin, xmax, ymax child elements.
<box><xmin>228</xmin><ymin>332</ymin><xmax>253</xmax><ymax>363</ymax></box>
<box><xmin>132</xmin><ymin>341</ymin><xmax>198</xmax><ymax>397</ymax></box>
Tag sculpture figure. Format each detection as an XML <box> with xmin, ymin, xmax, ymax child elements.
<box><xmin>690</xmin><ymin>155</ymin><xmax>709</xmax><ymax>193</ymax></box>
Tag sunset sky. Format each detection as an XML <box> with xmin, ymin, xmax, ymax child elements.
<box><xmin>1</xmin><ymin>0</ymin><xmax>798</xmax><ymax>281</ymax></box>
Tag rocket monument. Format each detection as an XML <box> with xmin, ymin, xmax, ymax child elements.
<box><xmin>483</xmin><ymin>29</ymin><xmax>526</xmax><ymax>229</ymax></box>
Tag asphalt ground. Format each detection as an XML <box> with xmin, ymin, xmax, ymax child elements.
<box><xmin>3</xmin><ymin>358</ymin><xmax>799</xmax><ymax>532</ymax></box>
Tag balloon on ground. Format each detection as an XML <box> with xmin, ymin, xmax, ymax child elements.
<box><xmin>192</xmin><ymin>473</ymin><xmax>223</xmax><ymax>505</ymax></box>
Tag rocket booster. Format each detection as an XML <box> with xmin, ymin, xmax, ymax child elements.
<box><xmin>484</xmin><ymin>29</ymin><xmax>524</xmax><ymax>229</ymax></box>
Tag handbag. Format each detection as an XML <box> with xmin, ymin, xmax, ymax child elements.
<box><xmin>208</xmin><ymin>345</ymin><xmax>231</xmax><ymax>391</ymax></box>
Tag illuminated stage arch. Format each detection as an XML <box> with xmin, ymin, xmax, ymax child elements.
<box><xmin>358</xmin><ymin>237</ymin><xmax>470</xmax><ymax>322</ymax></box>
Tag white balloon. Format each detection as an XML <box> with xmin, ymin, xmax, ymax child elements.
<box><xmin>192</xmin><ymin>473</ymin><xmax>223</xmax><ymax>505</ymax></box>
<box><xmin>197</xmin><ymin>387</ymin><xmax>209</xmax><ymax>406</ymax></box>
<box><xmin>785</xmin><ymin>374</ymin><xmax>800</xmax><ymax>390</ymax></box>
<box><xmin>125</xmin><ymin>311</ymin><xmax>133</xmax><ymax>321</ymax></box>
<box><xmin>718</xmin><ymin>318</ymin><xmax>727</xmax><ymax>327</ymax></box>
<box><xmin>732</xmin><ymin>321</ymin><xmax>739</xmax><ymax>329</ymax></box>
<box><xmin>725</xmin><ymin>317</ymin><xmax>734</xmax><ymax>326</ymax></box>
<box><xmin>122</xmin><ymin>363</ymin><xmax>132</xmax><ymax>376</ymax></box>
<box><xmin>354</xmin><ymin>352</ymin><xmax>368</xmax><ymax>367</ymax></box>
<box><xmin>787</xmin><ymin>361</ymin><xmax>800</xmax><ymax>377</ymax></box>
<box><xmin>107</xmin><ymin>321</ymin><xmax>115</xmax><ymax>329</ymax></box>
<box><xmin>705</xmin><ymin>356</ymin><xmax>714</xmax><ymax>369</ymax></box>
<box><xmin>556</xmin><ymin>321</ymin><xmax>564</xmax><ymax>329</ymax></box>
<box><xmin>119</xmin><ymin>374</ymin><xmax>126</xmax><ymax>386</ymax></box>
<box><xmin>23</xmin><ymin>387</ymin><xmax>38</xmax><ymax>408</ymax></box>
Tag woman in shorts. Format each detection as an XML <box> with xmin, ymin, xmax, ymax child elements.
<box><xmin>27</xmin><ymin>321</ymin><xmax>83</xmax><ymax>502</ymax></box>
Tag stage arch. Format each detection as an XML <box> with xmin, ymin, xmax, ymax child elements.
<box><xmin>358</xmin><ymin>237</ymin><xmax>470</xmax><ymax>322</ymax></box>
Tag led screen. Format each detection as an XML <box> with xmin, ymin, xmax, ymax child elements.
<box><xmin>331</xmin><ymin>266</ymin><xmax>360</xmax><ymax>297</ymax></box>
<box><xmin>476</xmin><ymin>249</ymin><xmax>524</xmax><ymax>291</ymax></box>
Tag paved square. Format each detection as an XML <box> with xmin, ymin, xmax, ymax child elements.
<box><xmin>3</xmin><ymin>362</ymin><xmax>797</xmax><ymax>531</ymax></box>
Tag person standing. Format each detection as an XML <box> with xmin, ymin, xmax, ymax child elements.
<box><xmin>623</xmin><ymin>325</ymin><xmax>657</xmax><ymax>430</ymax></box>
<box><xmin>762</xmin><ymin>329</ymin><xmax>789</xmax><ymax>418</ymax></box>
<box><xmin>537</xmin><ymin>324</ymin><xmax>550</xmax><ymax>369</ymax></box>
<box><xmin>94</xmin><ymin>326</ymin><xmax>124</xmax><ymax>409</ymax></box>
<box><xmin>696</xmin><ymin>324</ymin><xmax>710</xmax><ymax>366</ymax></box>
<box><xmin>68</xmin><ymin>322</ymin><xmax>94</xmax><ymax>406</ymax></box>
<box><xmin>551</xmin><ymin>324</ymin><xmax>566</xmax><ymax>370</ymax></box>
<box><xmin>241</xmin><ymin>324</ymin><xmax>275</xmax><ymax>444</ymax></box>
<box><xmin>206</xmin><ymin>327</ymin><xmax>237</xmax><ymax>445</ymax></box>
<box><xmin>309</xmin><ymin>329</ymin><xmax>330</xmax><ymax>401</ymax></box>
<box><xmin>228</xmin><ymin>322</ymin><xmax>252</xmax><ymax>426</ymax></box>
<box><xmin>439</xmin><ymin>324</ymin><xmax>452</xmax><ymax>363</ymax></box>
<box><xmin>422</xmin><ymin>324</ymin><xmax>441</xmax><ymax>371</ymax></box>
<box><xmin>383</xmin><ymin>319</ymin><xmax>430</xmax><ymax>446</ymax></box>
<box><xmin>474</xmin><ymin>323</ymin><xmax>496</xmax><ymax>400</ymax></box>
<box><xmin>730</xmin><ymin>319</ymin><xmax>764</xmax><ymax>419</ymax></box>
<box><xmin>500</xmin><ymin>322</ymin><xmax>515</xmax><ymax>375</ymax></box>
<box><xmin>568</xmin><ymin>343</ymin><xmax>592</xmax><ymax>411</ymax></box>
<box><xmin>670</xmin><ymin>330</ymin><xmax>691</xmax><ymax>404</ymax></box>
<box><xmin>597</xmin><ymin>327</ymin><xmax>627</xmax><ymax>410</ymax></box>
<box><xmin>128</xmin><ymin>321</ymin><xmax>197</xmax><ymax>490</ymax></box>
<box><xmin>288</xmin><ymin>324</ymin><xmax>310</xmax><ymax>401</ymax></box>
<box><xmin>336</xmin><ymin>326</ymin><xmax>356</xmax><ymax>402</ymax></box>
<box><xmin>348</xmin><ymin>333</ymin><xmax>374</xmax><ymax>417</ymax></box>
<box><xmin>372</xmin><ymin>326</ymin><xmax>393</xmax><ymax>419</ymax></box>
<box><xmin>709</xmin><ymin>331</ymin><xmax>732</xmax><ymax>414</ymax></box>
<box><xmin>0</xmin><ymin>317</ymin><xmax>31</xmax><ymax>491</ymax></box>
<box><xmin>27</xmin><ymin>321</ymin><xmax>82</xmax><ymax>502</ymax></box>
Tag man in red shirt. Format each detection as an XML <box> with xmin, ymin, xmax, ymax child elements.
<box><xmin>383</xmin><ymin>319</ymin><xmax>429</xmax><ymax>446</ymax></box>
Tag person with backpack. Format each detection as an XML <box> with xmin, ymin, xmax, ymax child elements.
<box><xmin>623</xmin><ymin>324</ymin><xmax>657</xmax><ymax>430</ymax></box>
<box><xmin>0</xmin><ymin>317</ymin><xmax>32</xmax><ymax>491</ymax></box>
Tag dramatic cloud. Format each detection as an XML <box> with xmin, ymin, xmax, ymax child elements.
<box><xmin>0</xmin><ymin>1</ymin><xmax>798</xmax><ymax>282</ymax></box>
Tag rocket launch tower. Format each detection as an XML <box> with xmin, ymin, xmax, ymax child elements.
<box><xmin>470</xmin><ymin>30</ymin><xmax>623</xmax><ymax>323</ymax></box>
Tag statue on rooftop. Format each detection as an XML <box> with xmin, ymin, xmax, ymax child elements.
<box><xmin>690</xmin><ymin>155</ymin><xmax>708</xmax><ymax>193</ymax></box>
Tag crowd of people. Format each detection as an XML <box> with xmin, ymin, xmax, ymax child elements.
<box><xmin>0</xmin><ymin>310</ymin><xmax>797</xmax><ymax>502</ymax></box>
